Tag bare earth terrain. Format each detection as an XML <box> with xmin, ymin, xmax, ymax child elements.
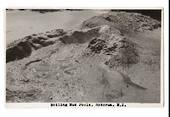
<box><xmin>6</xmin><ymin>10</ymin><xmax>161</xmax><ymax>103</ymax></box>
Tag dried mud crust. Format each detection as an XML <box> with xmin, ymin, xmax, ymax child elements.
<box><xmin>6</xmin><ymin>11</ymin><xmax>161</xmax><ymax>103</ymax></box>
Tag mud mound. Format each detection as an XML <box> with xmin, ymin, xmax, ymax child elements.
<box><xmin>81</xmin><ymin>12</ymin><xmax>161</xmax><ymax>33</ymax></box>
<box><xmin>6</xmin><ymin>29</ymin><xmax>65</xmax><ymax>63</ymax></box>
<box><xmin>85</xmin><ymin>36</ymin><xmax>139</xmax><ymax>68</ymax></box>
<box><xmin>81</xmin><ymin>25</ymin><xmax>139</xmax><ymax>68</ymax></box>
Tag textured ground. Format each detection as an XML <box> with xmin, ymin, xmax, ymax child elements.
<box><xmin>6</xmin><ymin>10</ymin><xmax>161</xmax><ymax>103</ymax></box>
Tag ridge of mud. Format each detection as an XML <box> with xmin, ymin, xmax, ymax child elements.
<box><xmin>6</xmin><ymin>29</ymin><xmax>65</xmax><ymax>63</ymax></box>
<box><xmin>6</xmin><ymin>26</ymin><xmax>101</xmax><ymax>63</ymax></box>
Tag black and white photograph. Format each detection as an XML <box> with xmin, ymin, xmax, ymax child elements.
<box><xmin>6</xmin><ymin>9</ymin><xmax>162</xmax><ymax>104</ymax></box>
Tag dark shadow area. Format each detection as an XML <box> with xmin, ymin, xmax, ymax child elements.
<box><xmin>59</xmin><ymin>28</ymin><xmax>99</xmax><ymax>44</ymax></box>
<box><xmin>6</xmin><ymin>42</ymin><xmax>32</xmax><ymax>63</ymax></box>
